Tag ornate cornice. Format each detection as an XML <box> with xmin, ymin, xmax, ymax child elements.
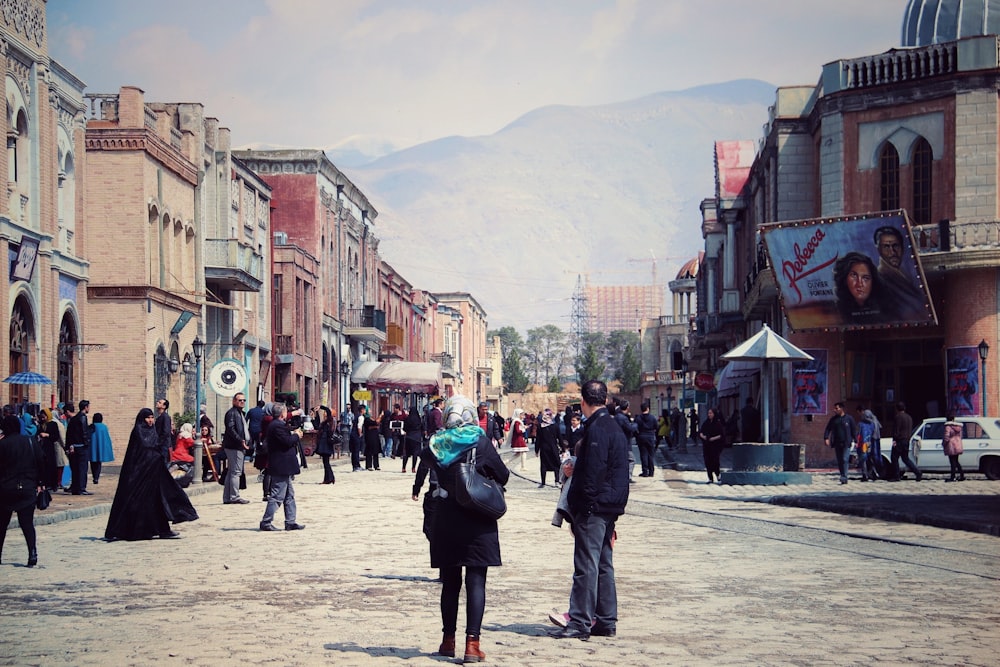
<box><xmin>87</xmin><ymin>284</ymin><xmax>199</xmax><ymax>312</ymax></box>
<box><xmin>1</xmin><ymin>0</ymin><xmax>44</xmax><ymax>49</ymax></box>
<box><xmin>85</xmin><ymin>128</ymin><xmax>198</xmax><ymax>185</ymax></box>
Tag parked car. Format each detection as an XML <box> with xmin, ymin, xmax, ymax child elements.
<box><xmin>907</xmin><ymin>417</ymin><xmax>1000</xmax><ymax>480</ymax></box>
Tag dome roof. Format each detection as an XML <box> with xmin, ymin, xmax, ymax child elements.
<box><xmin>902</xmin><ymin>0</ymin><xmax>1000</xmax><ymax>46</ymax></box>
<box><xmin>676</xmin><ymin>255</ymin><xmax>700</xmax><ymax>280</ymax></box>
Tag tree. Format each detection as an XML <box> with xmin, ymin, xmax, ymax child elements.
<box><xmin>575</xmin><ymin>341</ymin><xmax>605</xmax><ymax>385</ymax></box>
<box><xmin>606</xmin><ymin>329</ymin><xmax>640</xmax><ymax>382</ymax></box>
<box><xmin>526</xmin><ymin>325</ymin><xmax>566</xmax><ymax>386</ymax></box>
<box><xmin>547</xmin><ymin>376</ymin><xmax>562</xmax><ymax>392</ymax></box>
<box><xmin>572</xmin><ymin>331</ymin><xmax>606</xmax><ymax>382</ymax></box>
<box><xmin>620</xmin><ymin>342</ymin><xmax>641</xmax><ymax>393</ymax></box>
<box><xmin>503</xmin><ymin>347</ymin><xmax>531</xmax><ymax>393</ymax></box>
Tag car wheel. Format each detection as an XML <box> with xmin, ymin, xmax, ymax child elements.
<box><xmin>982</xmin><ymin>456</ymin><xmax>1000</xmax><ymax>481</ymax></box>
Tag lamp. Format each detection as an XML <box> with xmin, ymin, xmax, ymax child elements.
<box><xmin>168</xmin><ymin>358</ymin><xmax>179</xmax><ymax>373</ymax></box>
<box><xmin>181</xmin><ymin>355</ymin><xmax>192</xmax><ymax>374</ymax></box>
<box><xmin>979</xmin><ymin>339</ymin><xmax>990</xmax><ymax>417</ymax></box>
<box><xmin>340</xmin><ymin>360</ymin><xmax>350</xmax><ymax>375</ymax></box>
<box><xmin>192</xmin><ymin>335</ymin><xmax>204</xmax><ymax>363</ymax></box>
<box><xmin>191</xmin><ymin>334</ymin><xmax>205</xmax><ymax>485</ymax></box>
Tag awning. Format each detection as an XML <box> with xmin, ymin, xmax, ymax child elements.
<box><xmin>715</xmin><ymin>360</ymin><xmax>759</xmax><ymax>398</ymax></box>
<box><xmin>366</xmin><ymin>362</ymin><xmax>442</xmax><ymax>394</ymax></box>
<box><xmin>351</xmin><ymin>360</ymin><xmax>383</xmax><ymax>385</ymax></box>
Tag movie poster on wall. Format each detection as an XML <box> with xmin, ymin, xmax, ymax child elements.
<box><xmin>946</xmin><ymin>346</ymin><xmax>982</xmax><ymax>417</ymax></box>
<box><xmin>791</xmin><ymin>349</ymin><xmax>828</xmax><ymax>416</ymax></box>
<box><xmin>760</xmin><ymin>211</ymin><xmax>936</xmax><ymax>332</ymax></box>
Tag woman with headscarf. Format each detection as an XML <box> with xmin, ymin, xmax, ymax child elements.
<box><xmin>698</xmin><ymin>407</ymin><xmax>727</xmax><ymax>484</ymax></box>
<box><xmin>421</xmin><ymin>395</ymin><xmax>509</xmax><ymax>663</ymax></box>
<box><xmin>503</xmin><ymin>409</ymin><xmax>526</xmax><ymax>450</ymax></box>
<box><xmin>104</xmin><ymin>408</ymin><xmax>199</xmax><ymax>541</ymax></box>
<box><xmin>313</xmin><ymin>405</ymin><xmax>337</xmax><ymax>485</ymax></box>
<box><xmin>37</xmin><ymin>408</ymin><xmax>65</xmax><ymax>491</ymax></box>
<box><xmin>89</xmin><ymin>413</ymin><xmax>115</xmax><ymax>484</ymax></box>
<box><xmin>401</xmin><ymin>401</ymin><xmax>424</xmax><ymax>473</ymax></box>
<box><xmin>535</xmin><ymin>408</ymin><xmax>561</xmax><ymax>488</ymax></box>
<box><xmin>0</xmin><ymin>415</ymin><xmax>44</xmax><ymax>566</ymax></box>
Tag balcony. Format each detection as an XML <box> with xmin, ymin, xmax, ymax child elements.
<box><xmin>343</xmin><ymin>306</ymin><xmax>387</xmax><ymax>344</ymax></box>
<box><xmin>204</xmin><ymin>238</ymin><xmax>263</xmax><ymax>292</ymax></box>
<box><xmin>275</xmin><ymin>334</ymin><xmax>295</xmax><ymax>365</ymax></box>
<box><xmin>431</xmin><ymin>352</ymin><xmax>456</xmax><ymax>378</ymax></box>
<box><xmin>914</xmin><ymin>220</ymin><xmax>1000</xmax><ymax>273</ymax></box>
<box><xmin>743</xmin><ymin>240</ymin><xmax>778</xmax><ymax>319</ymax></box>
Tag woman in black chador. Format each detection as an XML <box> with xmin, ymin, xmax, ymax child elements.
<box><xmin>105</xmin><ymin>408</ymin><xmax>199</xmax><ymax>541</ymax></box>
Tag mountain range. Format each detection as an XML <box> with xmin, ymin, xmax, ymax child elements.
<box><xmin>337</xmin><ymin>79</ymin><xmax>777</xmax><ymax>332</ymax></box>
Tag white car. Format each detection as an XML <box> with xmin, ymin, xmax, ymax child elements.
<box><xmin>907</xmin><ymin>417</ymin><xmax>1000</xmax><ymax>480</ymax></box>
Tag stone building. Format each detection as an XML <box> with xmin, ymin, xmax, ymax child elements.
<box><xmin>691</xmin><ymin>0</ymin><xmax>1000</xmax><ymax>466</ymax></box>
<box><xmin>1</xmin><ymin>2</ymin><xmax>88</xmax><ymax>410</ymax></box>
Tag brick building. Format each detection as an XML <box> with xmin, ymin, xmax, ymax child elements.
<box><xmin>692</xmin><ymin>1</ymin><xmax>1000</xmax><ymax>466</ymax></box>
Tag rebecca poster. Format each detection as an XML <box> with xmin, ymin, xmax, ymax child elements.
<box><xmin>792</xmin><ymin>349</ymin><xmax>828</xmax><ymax>416</ymax></box>
<box><xmin>946</xmin><ymin>346</ymin><xmax>982</xmax><ymax>417</ymax></box>
<box><xmin>760</xmin><ymin>211</ymin><xmax>936</xmax><ymax>332</ymax></box>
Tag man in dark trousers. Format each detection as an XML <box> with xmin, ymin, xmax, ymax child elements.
<box><xmin>634</xmin><ymin>401</ymin><xmax>658</xmax><ymax>477</ymax></box>
<box><xmin>259</xmin><ymin>402</ymin><xmax>305</xmax><ymax>531</ymax></box>
<box><xmin>222</xmin><ymin>392</ymin><xmax>251</xmax><ymax>504</ymax></box>
<box><xmin>247</xmin><ymin>399</ymin><xmax>266</xmax><ymax>457</ymax></box>
<box><xmin>65</xmin><ymin>401</ymin><xmax>92</xmax><ymax>495</ymax></box>
<box><xmin>154</xmin><ymin>398</ymin><xmax>172</xmax><ymax>466</ymax></box>
<box><xmin>889</xmin><ymin>401</ymin><xmax>922</xmax><ymax>481</ymax></box>
<box><xmin>824</xmin><ymin>401</ymin><xmax>857</xmax><ymax>484</ymax></box>
<box><xmin>551</xmin><ymin>380</ymin><xmax>629</xmax><ymax>641</ymax></box>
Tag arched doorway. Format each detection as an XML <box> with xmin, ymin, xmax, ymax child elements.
<box><xmin>8</xmin><ymin>296</ymin><xmax>35</xmax><ymax>405</ymax></box>
<box><xmin>154</xmin><ymin>344</ymin><xmax>170</xmax><ymax>402</ymax></box>
<box><xmin>58</xmin><ymin>312</ymin><xmax>77</xmax><ymax>404</ymax></box>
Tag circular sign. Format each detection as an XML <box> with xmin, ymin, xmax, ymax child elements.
<box><xmin>694</xmin><ymin>372</ymin><xmax>716</xmax><ymax>391</ymax></box>
<box><xmin>208</xmin><ymin>359</ymin><xmax>247</xmax><ymax>397</ymax></box>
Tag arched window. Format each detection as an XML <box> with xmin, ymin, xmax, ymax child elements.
<box><xmin>879</xmin><ymin>143</ymin><xmax>900</xmax><ymax>211</ymax></box>
<box><xmin>912</xmin><ymin>138</ymin><xmax>933</xmax><ymax>225</ymax></box>
<box><xmin>8</xmin><ymin>296</ymin><xmax>34</xmax><ymax>405</ymax></box>
<box><xmin>58</xmin><ymin>312</ymin><xmax>77</xmax><ymax>404</ymax></box>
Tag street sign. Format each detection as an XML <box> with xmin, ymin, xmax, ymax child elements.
<box><xmin>694</xmin><ymin>372</ymin><xmax>716</xmax><ymax>391</ymax></box>
<box><xmin>352</xmin><ymin>390</ymin><xmax>372</xmax><ymax>401</ymax></box>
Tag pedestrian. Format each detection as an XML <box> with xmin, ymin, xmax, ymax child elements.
<box><xmin>564</xmin><ymin>413</ymin><xmax>584</xmax><ymax>456</ymax></box>
<box><xmin>741</xmin><ymin>398</ymin><xmax>761</xmax><ymax>442</ymax></box>
<box><xmin>65</xmin><ymin>400</ymin><xmax>93</xmax><ymax>495</ymax></box>
<box><xmin>634</xmin><ymin>401</ymin><xmax>658</xmax><ymax>477</ymax></box>
<box><xmin>313</xmin><ymin>405</ymin><xmax>338</xmax><ymax>485</ymax></box>
<box><xmin>550</xmin><ymin>379</ymin><xmax>628</xmax><ymax>641</ymax></box>
<box><xmin>37</xmin><ymin>408</ymin><xmax>65</xmax><ymax>491</ymax></box>
<box><xmin>89</xmin><ymin>412</ymin><xmax>114</xmax><ymax>484</ymax></box>
<box><xmin>401</xmin><ymin>402</ymin><xmax>424</xmax><ymax>473</ymax></box>
<box><xmin>0</xmin><ymin>414</ymin><xmax>44</xmax><ymax>566</ymax></box>
<box><xmin>422</xmin><ymin>395</ymin><xmax>509</xmax><ymax>662</ymax></box>
<box><xmin>154</xmin><ymin>398</ymin><xmax>172</xmax><ymax>466</ymax></box>
<box><xmin>855</xmin><ymin>406</ymin><xmax>877</xmax><ymax>481</ymax></box>
<box><xmin>656</xmin><ymin>409</ymin><xmax>670</xmax><ymax>450</ymax></box>
<box><xmin>504</xmin><ymin>409</ymin><xmax>526</xmax><ymax>450</ymax></box>
<box><xmin>477</xmin><ymin>401</ymin><xmax>503</xmax><ymax>447</ymax></box>
<box><xmin>361</xmin><ymin>405</ymin><xmax>382</xmax><ymax>470</ymax></box>
<box><xmin>247</xmin><ymin>399</ymin><xmax>266</xmax><ymax>458</ymax></box>
<box><xmin>342</xmin><ymin>404</ymin><xmax>361</xmax><ymax>471</ymax></box>
<box><xmin>942</xmin><ymin>414</ymin><xmax>965</xmax><ymax>482</ymax></box>
<box><xmin>698</xmin><ymin>407</ymin><xmax>727</xmax><ymax>484</ymax></box>
<box><xmin>221</xmin><ymin>392</ymin><xmax>251</xmax><ymax>504</ymax></box>
<box><xmin>389</xmin><ymin>403</ymin><xmax>406</xmax><ymax>458</ymax></box>
<box><xmin>889</xmin><ymin>401</ymin><xmax>922</xmax><ymax>482</ymax></box>
<box><xmin>259</xmin><ymin>402</ymin><xmax>305</xmax><ymax>532</ymax></box>
<box><xmin>535</xmin><ymin>408</ymin><xmax>561</xmax><ymax>487</ymax></box>
<box><xmin>380</xmin><ymin>406</ymin><xmax>394</xmax><ymax>458</ymax></box>
<box><xmin>425</xmin><ymin>397</ymin><xmax>444</xmax><ymax>441</ymax></box>
<box><xmin>170</xmin><ymin>423</ymin><xmax>195</xmax><ymax>463</ymax></box>
<box><xmin>104</xmin><ymin>408</ymin><xmax>199</xmax><ymax>541</ymax></box>
<box><xmin>611</xmin><ymin>399</ymin><xmax>637</xmax><ymax>482</ymax></box>
<box><xmin>824</xmin><ymin>401</ymin><xmax>857</xmax><ymax>484</ymax></box>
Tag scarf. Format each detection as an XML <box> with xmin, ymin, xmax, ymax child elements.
<box><xmin>429</xmin><ymin>424</ymin><xmax>484</xmax><ymax>467</ymax></box>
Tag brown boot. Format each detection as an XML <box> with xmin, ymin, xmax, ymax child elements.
<box><xmin>463</xmin><ymin>635</ymin><xmax>485</xmax><ymax>663</ymax></box>
<box><xmin>436</xmin><ymin>634</ymin><xmax>455</xmax><ymax>657</ymax></box>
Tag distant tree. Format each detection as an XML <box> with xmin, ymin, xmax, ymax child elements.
<box><xmin>526</xmin><ymin>325</ymin><xmax>566</xmax><ymax>386</ymax></box>
<box><xmin>488</xmin><ymin>326</ymin><xmax>523</xmax><ymax>365</ymax></box>
<box><xmin>606</xmin><ymin>329</ymin><xmax>640</xmax><ymax>382</ymax></box>
<box><xmin>503</xmin><ymin>347</ymin><xmax>531</xmax><ymax>393</ymax></box>
<box><xmin>547</xmin><ymin>376</ymin><xmax>562</xmax><ymax>393</ymax></box>
<box><xmin>572</xmin><ymin>331</ymin><xmax>605</xmax><ymax>382</ymax></box>
<box><xmin>575</xmin><ymin>341</ymin><xmax>605</xmax><ymax>385</ymax></box>
<box><xmin>620</xmin><ymin>342</ymin><xmax>641</xmax><ymax>393</ymax></box>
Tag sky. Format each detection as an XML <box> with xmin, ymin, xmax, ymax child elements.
<box><xmin>48</xmin><ymin>0</ymin><xmax>909</xmax><ymax>154</ymax></box>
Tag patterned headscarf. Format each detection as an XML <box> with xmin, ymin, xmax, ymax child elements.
<box><xmin>540</xmin><ymin>408</ymin><xmax>554</xmax><ymax>427</ymax></box>
<box><xmin>430</xmin><ymin>395</ymin><xmax>483</xmax><ymax>466</ymax></box>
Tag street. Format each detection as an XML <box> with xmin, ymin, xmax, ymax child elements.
<box><xmin>2</xmin><ymin>451</ymin><xmax>999</xmax><ymax>666</ymax></box>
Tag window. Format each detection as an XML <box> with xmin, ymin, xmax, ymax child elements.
<box><xmin>879</xmin><ymin>143</ymin><xmax>900</xmax><ymax>211</ymax></box>
<box><xmin>912</xmin><ymin>138</ymin><xmax>933</xmax><ymax>225</ymax></box>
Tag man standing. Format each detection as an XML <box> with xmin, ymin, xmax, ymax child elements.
<box><xmin>873</xmin><ymin>226</ymin><xmax>927</xmax><ymax>320</ymax></box>
<box><xmin>634</xmin><ymin>401</ymin><xmax>657</xmax><ymax>477</ymax></box>
<box><xmin>247</xmin><ymin>400</ymin><xmax>266</xmax><ymax>457</ymax></box>
<box><xmin>551</xmin><ymin>380</ymin><xmax>629</xmax><ymax>641</ymax></box>
<box><xmin>425</xmin><ymin>397</ymin><xmax>444</xmax><ymax>440</ymax></box>
<box><xmin>154</xmin><ymin>399</ymin><xmax>173</xmax><ymax>466</ymax></box>
<box><xmin>341</xmin><ymin>405</ymin><xmax>359</xmax><ymax>472</ymax></box>
<box><xmin>889</xmin><ymin>401</ymin><xmax>922</xmax><ymax>482</ymax></box>
<box><xmin>259</xmin><ymin>402</ymin><xmax>305</xmax><ymax>531</ymax></box>
<box><xmin>477</xmin><ymin>401</ymin><xmax>502</xmax><ymax>447</ymax></box>
<box><xmin>65</xmin><ymin>401</ymin><xmax>92</xmax><ymax>495</ymax></box>
<box><xmin>222</xmin><ymin>393</ymin><xmax>251</xmax><ymax>504</ymax></box>
<box><xmin>823</xmin><ymin>401</ymin><xmax>857</xmax><ymax>484</ymax></box>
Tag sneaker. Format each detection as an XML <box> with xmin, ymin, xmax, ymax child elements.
<box><xmin>284</xmin><ymin>523</ymin><xmax>306</xmax><ymax>531</ymax></box>
<box><xmin>548</xmin><ymin>611</ymin><xmax>570</xmax><ymax>628</ymax></box>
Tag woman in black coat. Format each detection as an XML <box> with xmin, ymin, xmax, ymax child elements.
<box><xmin>698</xmin><ymin>407</ymin><xmax>727</xmax><ymax>484</ymax></box>
<box><xmin>104</xmin><ymin>409</ymin><xmax>199</xmax><ymax>541</ymax></box>
<box><xmin>422</xmin><ymin>396</ymin><xmax>509</xmax><ymax>663</ymax></box>
<box><xmin>535</xmin><ymin>408</ymin><xmax>561</xmax><ymax>487</ymax></box>
<box><xmin>401</xmin><ymin>403</ymin><xmax>424</xmax><ymax>473</ymax></box>
<box><xmin>313</xmin><ymin>406</ymin><xmax>337</xmax><ymax>485</ymax></box>
<box><xmin>0</xmin><ymin>415</ymin><xmax>44</xmax><ymax>566</ymax></box>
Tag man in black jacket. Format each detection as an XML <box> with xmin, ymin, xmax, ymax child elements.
<box><xmin>634</xmin><ymin>401</ymin><xmax>658</xmax><ymax>477</ymax></box>
<box><xmin>824</xmin><ymin>401</ymin><xmax>857</xmax><ymax>485</ymax></box>
<box><xmin>552</xmin><ymin>380</ymin><xmax>629</xmax><ymax>641</ymax></box>
<box><xmin>65</xmin><ymin>400</ymin><xmax>92</xmax><ymax>495</ymax></box>
<box><xmin>154</xmin><ymin>399</ymin><xmax>172</xmax><ymax>466</ymax></box>
<box><xmin>259</xmin><ymin>402</ymin><xmax>305</xmax><ymax>531</ymax></box>
<box><xmin>222</xmin><ymin>393</ymin><xmax>250</xmax><ymax>504</ymax></box>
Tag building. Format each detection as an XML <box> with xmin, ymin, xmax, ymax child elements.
<box><xmin>692</xmin><ymin>0</ymin><xmax>1000</xmax><ymax>465</ymax></box>
<box><xmin>585</xmin><ymin>282</ymin><xmax>663</xmax><ymax>334</ymax></box>
<box><xmin>2</xmin><ymin>2</ymin><xmax>89</xmax><ymax>410</ymax></box>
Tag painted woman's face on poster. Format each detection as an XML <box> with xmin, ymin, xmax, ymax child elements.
<box><xmin>761</xmin><ymin>211</ymin><xmax>936</xmax><ymax>332</ymax></box>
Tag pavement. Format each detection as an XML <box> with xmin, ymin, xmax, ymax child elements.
<box><xmin>23</xmin><ymin>441</ymin><xmax>1000</xmax><ymax>536</ymax></box>
<box><xmin>3</xmin><ymin>444</ymin><xmax>999</xmax><ymax>666</ymax></box>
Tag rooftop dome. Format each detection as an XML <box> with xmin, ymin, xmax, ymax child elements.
<box><xmin>676</xmin><ymin>255</ymin><xmax>700</xmax><ymax>280</ymax></box>
<box><xmin>902</xmin><ymin>0</ymin><xmax>1000</xmax><ymax>46</ymax></box>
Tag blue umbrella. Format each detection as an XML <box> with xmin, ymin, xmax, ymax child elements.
<box><xmin>2</xmin><ymin>371</ymin><xmax>54</xmax><ymax>385</ymax></box>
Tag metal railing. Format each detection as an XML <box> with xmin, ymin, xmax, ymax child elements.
<box><xmin>204</xmin><ymin>239</ymin><xmax>264</xmax><ymax>280</ymax></box>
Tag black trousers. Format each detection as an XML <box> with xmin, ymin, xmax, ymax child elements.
<box><xmin>440</xmin><ymin>565</ymin><xmax>487</xmax><ymax>637</ymax></box>
<box><xmin>69</xmin><ymin>445</ymin><xmax>90</xmax><ymax>494</ymax></box>
<box><xmin>890</xmin><ymin>441</ymin><xmax>920</xmax><ymax>478</ymax></box>
<box><xmin>0</xmin><ymin>503</ymin><xmax>36</xmax><ymax>561</ymax></box>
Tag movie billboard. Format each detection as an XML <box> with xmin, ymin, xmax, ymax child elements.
<box><xmin>946</xmin><ymin>346</ymin><xmax>982</xmax><ymax>417</ymax></box>
<box><xmin>791</xmin><ymin>349</ymin><xmax>828</xmax><ymax>416</ymax></box>
<box><xmin>760</xmin><ymin>211</ymin><xmax>936</xmax><ymax>332</ymax></box>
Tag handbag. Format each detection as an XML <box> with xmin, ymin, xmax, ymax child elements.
<box><xmin>36</xmin><ymin>488</ymin><xmax>52</xmax><ymax>510</ymax></box>
<box><xmin>453</xmin><ymin>447</ymin><xmax>506</xmax><ymax>520</ymax></box>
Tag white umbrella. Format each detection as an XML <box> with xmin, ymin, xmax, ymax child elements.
<box><xmin>720</xmin><ymin>323</ymin><xmax>813</xmax><ymax>443</ymax></box>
